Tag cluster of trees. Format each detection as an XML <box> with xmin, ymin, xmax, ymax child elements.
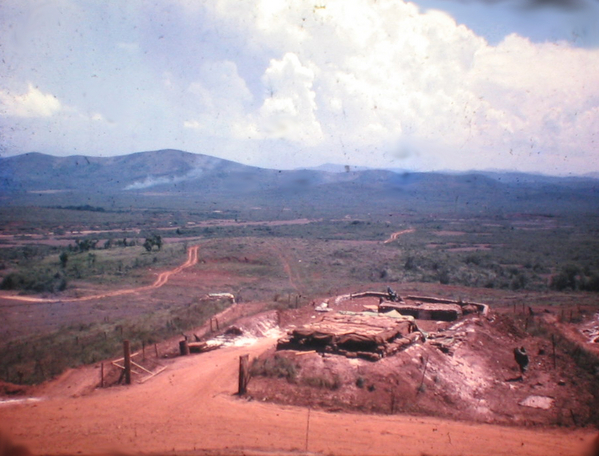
<box><xmin>74</xmin><ymin>239</ymin><xmax>98</xmax><ymax>252</ymax></box>
<box><xmin>58</xmin><ymin>234</ymin><xmax>162</xmax><ymax>271</ymax></box>
<box><xmin>143</xmin><ymin>234</ymin><xmax>162</xmax><ymax>252</ymax></box>
<box><xmin>68</xmin><ymin>237</ymin><xmax>137</xmax><ymax>253</ymax></box>
<box><xmin>0</xmin><ymin>271</ymin><xmax>66</xmax><ymax>293</ymax></box>
<box><xmin>54</xmin><ymin>205</ymin><xmax>106</xmax><ymax>212</ymax></box>
<box><xmin>550</xmin><ymin>264</ymin><xmax>599</xmax><ymax>292</ymax></box>
<box><xmin>102</xmin><ymin>238</ymin><xmax>132</xmax><ymax>249</ymax></box>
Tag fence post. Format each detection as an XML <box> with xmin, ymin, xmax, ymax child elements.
<box><xmin>552</xmin><ymin>334</ymin><xmax>556</xmax><ymax>369</ymax></box>
<box><xmin>123</xmin><ymin>340</ymin><xmax>131</xmax><ymax>385</ymax></box>
<box><xmin>238</xmin><ymin>354</ymin><xmax>250</xmax><ymax>395</ymax></box>
<box><xmin>179</xmin><ymin>339</ymin><xmax>190</xmax><ymax>356</ymax></box>
<box><xmin>100</xmin><ymin>362</ymin><xmax>104</xmax><ymax>388</ymax></box>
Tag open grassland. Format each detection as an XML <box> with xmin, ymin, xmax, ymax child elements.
<box><xmin>0</xmin><ymin>297</ymin><xmax>231</xmax><ymax>385</ymax></box>
<box><xmin>0</xmin><ymin>241</ymin><xmax>196</xmax><ymax>294</ymax></box>
<box><xmin>1</xmin><ymin>206</ymin><xmax>598</xmax><ymax>386</ymax></box>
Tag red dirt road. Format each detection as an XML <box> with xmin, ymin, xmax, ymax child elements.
<box><xmin>383</xmin><ymin>229</ymin><xmax>415</xmax><ymax>244</ymax></box>
<box><xmin>151</xmin><ymin>244</ymin><xmax>199</xmax><ymax>289</ymax></box>
<box><xmin>1</xmin><ymin>337</ymin><xmax>594</xmax><ymax>456</ymax></box>
<box><xmin>0</xmin><ymin>245</ymin><xmax>201</xmax><ymax>303</ymax></box>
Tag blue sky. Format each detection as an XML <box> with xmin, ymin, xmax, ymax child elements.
<box><xmin>416</xmin><ymin>0</ymin><xmax>599</xmax><ymax>46</ymax></box>
<box><xmin>1</xmin><ymin>0</ymin><xmax>598</xmax><ymax>175</ymax></box>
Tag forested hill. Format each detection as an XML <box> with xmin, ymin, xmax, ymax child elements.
<box><xmin>1</xmin><ymin>149</ymin><xmax>598</xmax><ymax>216</ymax></box>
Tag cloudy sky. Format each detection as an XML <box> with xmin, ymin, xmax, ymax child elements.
<box><xmin>1</xmin><ymin>0</ymin><xmax>598</xmax><ymax>175</ymax></box>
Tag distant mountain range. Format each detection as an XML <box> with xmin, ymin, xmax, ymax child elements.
<box><xmin>1</xmin><ymin>149</ymin><xmax>598</xmax><ymax>216</ymax></box>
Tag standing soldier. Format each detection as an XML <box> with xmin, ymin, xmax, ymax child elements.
<box><xmin>514</xmin><ymin>346</ymin><xmax>529</xmax><ymax>377</ymax></box>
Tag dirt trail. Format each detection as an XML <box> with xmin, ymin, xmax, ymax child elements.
<box><xmin>151</xmin><ymin>244</ymin><xmax>199</xmax><ymax>288</ymax></box>
<box><xmin>1</xmin><ymin>336</ymin><xmax>594</xmax><ymax>456</ymax></box>
<box><xmin>270</xmin><ymin>241</ymin><xmax>302</xmax><ymax>292</ymax></box>
<box><xmin>383</xmin><ymin>228</ymin><xmax>415</xmax><ymax>244</ymax></box>
<box><xmin>0</xmin><ymin>245</ymin><xmax>201</xmax><ymax>303</ymax></box>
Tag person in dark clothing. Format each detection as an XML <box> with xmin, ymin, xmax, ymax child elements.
<box><xmin>514</xmin><ymin>346</ymin><xmax>529</xmax><ymax>375</ymax></box>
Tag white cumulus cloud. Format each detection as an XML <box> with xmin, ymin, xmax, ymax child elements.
<box><xmin>197</xmin><ymin>0</ymin><xmax>599</xmax><ymax>172</ymax></box>
<box><xmin>183</xmin><ymin>60</ymin><xmax>253</xmax><ymax>136</ymax></box>
<box><xmin>0</xmin><ymin>84</ymin><xmax>62</xmax><ymax>118</ymax></box>
<box><xmin>238</xmin><ymin>53</ymin><xmax>323</xmax><ymax>145</ymax></box>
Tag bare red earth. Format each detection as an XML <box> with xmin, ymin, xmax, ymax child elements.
<box><xmin>1</xmin><ymin>336</ymin><xmax>596</xmax><ymax>456</ymax></box>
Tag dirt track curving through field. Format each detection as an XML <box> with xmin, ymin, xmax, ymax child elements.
<box><xmin>0</xmin><ymin>245</ymin><xmax>201</xmax><ymax>304</ymax></box>
<box><xmin>1</xmin><ymin>336</ymin><xmax>595</xmax><ymax>456</ymax></box>
<box><xmin>383</xmin><ymin>228</ymin><xmax>415</xmax><ymax>244</ymax></box>
<box><xmin>151</xmin><ymin>244</ymin><xmax>199</xmax><ymax>289</ymax></box>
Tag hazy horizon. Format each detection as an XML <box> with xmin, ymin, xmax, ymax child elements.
<box><xmin>6</xmin><ymin>148</ymin><xmax>599</xmax><ymax>179</ymax></box>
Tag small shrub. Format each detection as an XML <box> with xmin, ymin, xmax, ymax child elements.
<box><xmin>251</xmin><ymin>355</ymin><xmax>298</xmax><ymax>382</ymax></box>
<box><xmin>303</xmin><ymin>374</ymin><xmax>341</xmax><ymax>390</ymax></box>
<box><xmin>438</xmin><ymin>269</ymin><xmax>450</xmax><ymax>285</ymax></box>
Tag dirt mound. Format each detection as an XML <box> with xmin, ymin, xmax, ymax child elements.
<box><xmin>0</xmin><ymin>381</ymin><xmax>28</xmax><ymax>397</ymax></box>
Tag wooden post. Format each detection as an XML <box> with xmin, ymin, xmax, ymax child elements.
<box><xmin>552</xmin><ymin>334</ymin><xmax>556</xmax><ymax>369</ymax></box>
<box><xmin>179</xmin><ymin>340</ymin><xmax>190</xmax><ymax>356</ymax></box>
<box><xmin>210</xmin><ymin>318</ymin><xmax>213</xmax><ymax>332</ymax></box>
<box><xmin>305</xmin><ymin>407</ymin><xmax>311</xmax><ymax>452</ymax></box>
<box><xmin>215</xmin><ymin>318</ymin><xmax>220</xmax><ymax>330</ymax></box>
<box><xmin>154</xmin><ymin>343</ymin><xmax>159</xmax><ymax>358</ymax></box>
<box><xmin>100</xmin><ymin>362</ymin><xmax>104</xmax><ymax>388</ymax></box>
<box><xmin>417</xmin><ymin>356</ymin><xmax>429</xmax><ymax>396</ymax></box>
<box><xmin>123</xmin><ymin>340</ymin><xmax>131</xmax><ymax>385</ymax></box>
<box><xmin>142</xmin><ymin>342</ymin><xmax>146</xmax><ymax>360</ymax></box>
<box><xmin>238</xmin><ymin>354</ymin><xmax>250</xmax><ymax>395</ymax></box>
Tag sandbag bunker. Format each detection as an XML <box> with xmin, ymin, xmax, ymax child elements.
<box><xmin>359</xmin><ymin>289</ymin><xmax>489</xmax><ymax>322</ymax></box>
<box><xmin>277</xmin><ymin>312</ymin><xmax>423</xmax><ymax>361</ymax></box>
<box><xmin>277</xmin><ymin>289</ymin><xmax>490</xmax><ymax>360</ymax></box>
